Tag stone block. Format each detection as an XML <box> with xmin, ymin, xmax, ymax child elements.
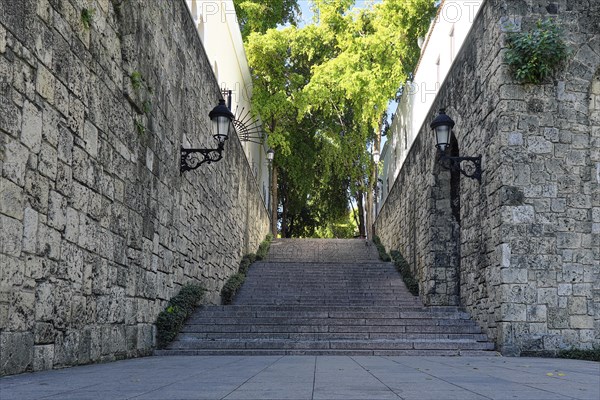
<box><xmin>528</xmin><ymin>136</ymin><xmax>552</xmax><ymax>154</ymax></box>
<box><xmin>569</xmin><ymin>315</ymin><xmax>594</xmax><ymax>329</ymax></box>
<box><xmin>22</xmin><ymin>207</ymin><xmax>39</xmax><ymax>254</ymax></box>
<box><xmin>34</xmin><ymin>282</ymin><xmax>54</xmax><ymax>322</ymax></box>
<box><xmin>0</xmin><ymin>256</ymin><xmax>24</xmax><ymax>288</ymax></box>
<box><xmin>84</xmin><ymin>120</ymin><xmax>98</xmax><ymax>158</ymax></box>
<box><xmin>557</xmin><ymin>233</ymin><xmax>582</xmax><ymax>249</ymax></box>
<box><xmin>24</xmin><ymin>170</ymin><xmax>49</xmax><ymax>213</ymax></box>
<box><xmin>557</xmin><ymin>283</ymin><xmax>572</xmax><ymax>296</ymax></box>
<box><xmin>47</xmin><ymin>190</ymin><xmax>66</xmax><ymax>231</ymax></box>
<box><xmin>547</xmin><ymin>308</ymin><xmax>569</xmax><ymax>329</ymax></box>
<box><xmin>527</xmin><ymin>304</ymin><xmax>547</xmax><ymax>322</ymax></box>
<box><xmin>33</xmin><ymin>344</ymin><xmax>54</xmax><ymax>372</ymax></box>
<box><xmin>21</xmin><ymin>100</ymin><xmax>43</xmax><ymax>153</ymax></box>
<box><xmin>36</xmin><ymin>64</ymin><xmax>55</xmax><ymax>103</ymax></box>
<box><xmin>9</xmin><ymin>290</ymin><xmax>35</xmax><ymax>331</ymax></box>
<box><xmin>568</xmin><ymin>297</ymin><xmax>588</xmax><ymax>315</ymax></box>
<box><xmin>38</xmin><ymin>141</ymin><xmax>58</xmax><ymax>180</ymax></box>
<box><xmin>36</xmin><ymin>223</ymin><xmax>61</xmax><ymax>260</ymax></box>
<box><xmin>1</xmin><ymin>215</ymin><xmax>23</xmax><ymax>257</ymax></box>
<box><xmin>2</xmin><ymin>137</ymin><xmax>29</xmax><ymax>186</ymax></box>
<box><xmin>34</xmin><ymin>321</ymin><xmax>55</xmax><ymax>345</ymax></box>
<box><xmin>0</xmin><ymin>178</ymin><xmax>24</xmax><ymax>220</ymax></box>
<box><xmin>64</xmin><ymin>207</ymin><xmax>79</xmax><ymax>243</ymax></box>
<box><xmin>500</xmin><ymin>303</ymin><xmax>526</xmax><ymax>321</ymax></box>
<box><xmin>0</xmin><ymin>332</ymin><xmax>34</xmax><ymax>376</ymax></box>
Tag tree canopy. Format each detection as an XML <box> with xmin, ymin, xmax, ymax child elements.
<box><xmin>233</xmin><ymin>0</ymin><xmax>301</xmax><ymax>39</ymax></box>
<box><xmin>242</xmin><ymin>0</ymin><xmax>436</xmax><ymax>237</ymax></box>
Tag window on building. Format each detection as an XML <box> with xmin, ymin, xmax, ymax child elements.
<box><xmin>436</xmin><ymin>56</ymin><xmax>441</xmax><ymax>85</ymax></box>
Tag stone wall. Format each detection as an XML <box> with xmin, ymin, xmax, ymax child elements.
<box><xmin>376</xmin><ymin>0</ymin><xmax>599</xmax><ymax>355</ymax></box>
<box><xmin>0</xmin><ymin>0</ymin><xmax>269</xmax><ymax>375</ymax></box>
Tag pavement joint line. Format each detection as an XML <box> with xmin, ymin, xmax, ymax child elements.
<box><xmin>311</xmin><ymin>355</ymin><xmax>317</xmax><ymax>400</ymax></box>
<box><xmin>38</xmin><ymin>381</ymin><xmax>104</xmax><ymax>399</ymax></box>
<box><xmin>350</xmin><ymin>356</ymin><xmax>405</xmax><ymax>399</ymax></box>
<box><xmin>126</xmin><ymin>356</ymin><xmax>248</xmax><ymax>400</ymax></box>
<box><xmin>383</xmin><ymin>356</ymin><xmax>495</xmax><ymax>400</ymax></box>
<box><xmin>220</xmin><ymin>355</ymin><xmax>285</xmax><ymax>400</ymax></box>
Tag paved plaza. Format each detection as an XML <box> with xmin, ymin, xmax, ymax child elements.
<box><xmin>1</xmin><ymin>355</ymin><xmax>598</xmax><ymax>400</ymax></box>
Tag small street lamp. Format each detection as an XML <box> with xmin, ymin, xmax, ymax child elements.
<box><xmin>373</xmin><ymin>149</ymin><xmax>380</xmax><ymax>164</ymax></box>
<box><xmin>180</xmin><ymin>99</ymin><xmax>235</xmax><ymax>173</ymax></box>
<box><xmin>266</xmin><ymin>149</ymin><xmax>275</xmax><ymax>163</ymax></box>
<box><xmin>430</xmin><ymin>109</ymin><xmax>482</xmax><ymax>182</ymax></box>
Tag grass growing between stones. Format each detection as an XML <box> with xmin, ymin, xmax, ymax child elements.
<box><xmin>373</xmin><ymin>236</ymin><xmax>419</xmax><ymax>296</ymax></box>
<box><xmin>372</xmin><ymin>236</ymin><xmax>391</xmax><ymax>262</ymax></box>
<box><xmin>155</xmin><ymin>284</ymin><xmax>205</xmax><ymax>349</ymax></box>
<box><xmin>558</xmin><ymin>347</ymin><xmax>600</xmax><ymax>362</ymax></box>
<box><xmin>390</xmin><ymin>250</ymin><xmax>419</xmax><ymax>296</ymax></box>
<box><xmin>221</xmin><ymin>234</ymin><xmax>273</xmax><ymax>304</ymax></box>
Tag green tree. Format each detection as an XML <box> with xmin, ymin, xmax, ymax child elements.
<box><xmin>233</xmin><ymin>0</ymin><xmax>301</xmax><ymax>40</ymax></box>
<box><xmin>245</xmin><ymin>0</ymin><xmax>436</xmax><ymax>237</ymax></box>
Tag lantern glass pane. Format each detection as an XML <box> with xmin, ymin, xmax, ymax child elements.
<box><xmin>213</xmin><ymin>115</ymin><xmax>231</xmax><ymax>143</ymax></box>
<box><xmin>435</xmin><ymin>126</ymin><xmax>450</xmax><ymax>151</ymax></box>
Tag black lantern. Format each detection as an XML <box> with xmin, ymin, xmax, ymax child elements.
<box><xmin>430</xmin><ymin>109</ymin><xmax>482</xmax><ymax>182</ymax></box>
<box><xmin>430</xmin><ymin>108</ymin><xmax>455</xmax><ymax>152</ymax></box>
<box><xmin>209</xmin><ymin>99</ymin><xmax>234</xmax><ymax>144</ymax></box>
<box><xmin>266</xmin><ymin>148</ymin><xmax>275</xmax><ymax>163</ymax></box>
<box><xmin>181</xmin><ymin>99</ymin><xmax>235</xmax><ymax>173</ymax></box>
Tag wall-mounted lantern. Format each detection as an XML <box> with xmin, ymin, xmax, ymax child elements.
<box><xmin>430</xmin><ymin>109</ymin><xmax>482</xmax><ymax>182</ymax></box>
<box><xmin>181</xmin><ymin>99</ymin><xmax>234</xmax><ymax>173</ymax></box>
<box><xmin>373</xmin><ymin>149</ymin><xmax>380</xmax><ymax>165</ymax></box>
<box><xmin>266</xmin><ymin>149</ymin><xmax>275</xmax><ymax>163</ymax></box>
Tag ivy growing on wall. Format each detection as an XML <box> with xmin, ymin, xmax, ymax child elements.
<box><xmin>505</xmin><ymin>19</ymin><xmax>569</xmax><ymax>84</ymax></box>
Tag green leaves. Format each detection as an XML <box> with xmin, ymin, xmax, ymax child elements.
<box><xmin>244</xmin><ymin>0</ymin><xmax>436</xmax><ymax>237</ymax></box>
<box><xmin>505</xmin><ymin>19</ymin><xmax>569</xmax><ymax>84</ymax></box>
<box><xmin>234</xmin><ymin>0</ymin><xmax>300</xmax><ymax>40</ymax></box>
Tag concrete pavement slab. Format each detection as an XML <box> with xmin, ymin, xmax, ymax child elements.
<box><xmin>0</xmin><ymin>356</ymin><xmax>598</xmax><ymax>400</ymax></box>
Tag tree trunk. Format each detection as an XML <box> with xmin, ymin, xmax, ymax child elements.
<box><xmin>281</xmin><ymin>175</ymin><xmax>289</xmax><ymax>238</ymax></box>
<box><xmin>357</xmin><ymin>190</ymin><xmax>366</xmax><ymax>238</ymax></box>
<box><xmin>366</xmin><ymin>182</ymin><xmax>373</xmax><ymax>240</ymax></box>
<box><xmin>270</xmin><ymin>165</ymin><xmax>278</xmax><ymax>236</ymax></box>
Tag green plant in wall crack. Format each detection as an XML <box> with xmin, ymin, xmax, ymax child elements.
<box><xmin>135</xmin><ymin>119</ymin><xmax>145</xmax><ymax>136</ymax></box>
<box><xmin>130</xmin><ymin>71</ymin><xmax>143</xmax><ymax>91</ymax></box>
<box><xmin>81</xmin><ymin>8</ymin><xmax>95</xmax><ymax>29</ymax></box>
<box><xmin>221</xmin><ymin>234</ymin><xmax>274</xmax><ymax>305</ymax></box>
<box><xmin>505</xmin><ymin>19</ymin><xmax>569</xmax><ymax>84</ymax></box>
<box><xmin>155</xmin><ymin>284</ymin><xmax>205</xmax><ymax>349</ymax></box>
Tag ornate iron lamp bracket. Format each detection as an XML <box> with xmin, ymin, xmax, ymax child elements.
<box><xmin>180</xmin><ymin>143</ymin><xmax>224</xmax><ymax>173</ymax></box>
<box><xmin>438</xmin><ymin>151</ymin><xmax>482</xmax><ymax>182</ymax></box>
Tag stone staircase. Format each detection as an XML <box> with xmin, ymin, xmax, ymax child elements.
<box><xmin>156</xmin><ymin>239</ymin><xmax>496</xmax><ymax>356</ymax></box>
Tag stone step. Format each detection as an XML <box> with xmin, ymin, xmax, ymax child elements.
<box><xmin>174</xmin><ymin>332</ymin><xmax>489</xmax><ymax>341</ymax></box>
<box><xmin>170</xmin><ymin>339</ymin><xmax>494</xmax><ymax>351</ymax></box>
<box><xmin>180</xmin><ymin>323</ymin><xmax>482</xmax><ymax>334</ymax></box>
<box><xmin>187</xmin><ymin>317</ymin><xmax>478</xmax><ymax>327</ymax></box>
<box><xmin>156</xmin><ymin>349</ymin><xmax>498</xmax><ymax>357</ymax></box>
<box><xmin>155</xmin><ymin>239</ymin><xmax>496</xmax><ymax>356</ymax></box>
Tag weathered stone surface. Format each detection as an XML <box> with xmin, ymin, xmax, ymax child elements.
<box><xmin>376</xmin><ymin>0</ymin><xmax>599</xmax><ymax>356</ymax></box>
<box><xmin>0</xmin><ymin>0</ymin><xmax>269</xmax><ymax>376</ymax></box>
<box><xmin>0</xmin><ymin>332</ymin><xmax>34</xmax><ymax>376</ymax></box>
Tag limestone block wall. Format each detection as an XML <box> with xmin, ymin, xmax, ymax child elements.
<box><xmin>376</xmin><ymin>0</ymin><xmax>599</xmax><ymax>355</ymax></box>
<box><xmin>0</xmin><ymin>0</ymin><xmax>269</xmax><ymax>375</ymax></box>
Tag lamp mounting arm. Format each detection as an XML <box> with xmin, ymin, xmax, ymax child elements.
<box><xmin>438</xmin><ymin>151</ymin><xmax>482</xmax><ymax>182</ymax></box>
<box><xmin>180</xmin><ymin>143</ymin><xmax>224</xmax><ymax>173</ymax></box>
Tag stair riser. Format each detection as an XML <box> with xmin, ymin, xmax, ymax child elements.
<box><xmin>186</xmin><ymin>317</ymin><xmax>480</xmax><ymax>328</ymax></box>
<box><xmin>176</xmin><ymin>333</ymin><xmax>490</xmax><ymax>341</ymax></box>
<box><xmin>181</xmin><ymin>325</ymin><xmax>481</xmax><ymax>334</ymax></box>
<box><xmin>167</xmin><ymin>341</ymin><xmax>495</xmax><ymax>351</ymax></box>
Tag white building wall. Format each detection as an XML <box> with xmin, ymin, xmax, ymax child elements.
<box><xmin>379</xmin><ymin>0</ymin><xmax>483</xmax><ymax>209</ymax></box>
<box><xmin>185</xmin><ymin>0</ymin><xmax>271</xmax><ymax>208</ymax></box>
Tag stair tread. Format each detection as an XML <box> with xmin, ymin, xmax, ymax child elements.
<box><xmin>156</xmin><ymin>239</ymin><xmax>495</xmax><ymax>356</ymax></box>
